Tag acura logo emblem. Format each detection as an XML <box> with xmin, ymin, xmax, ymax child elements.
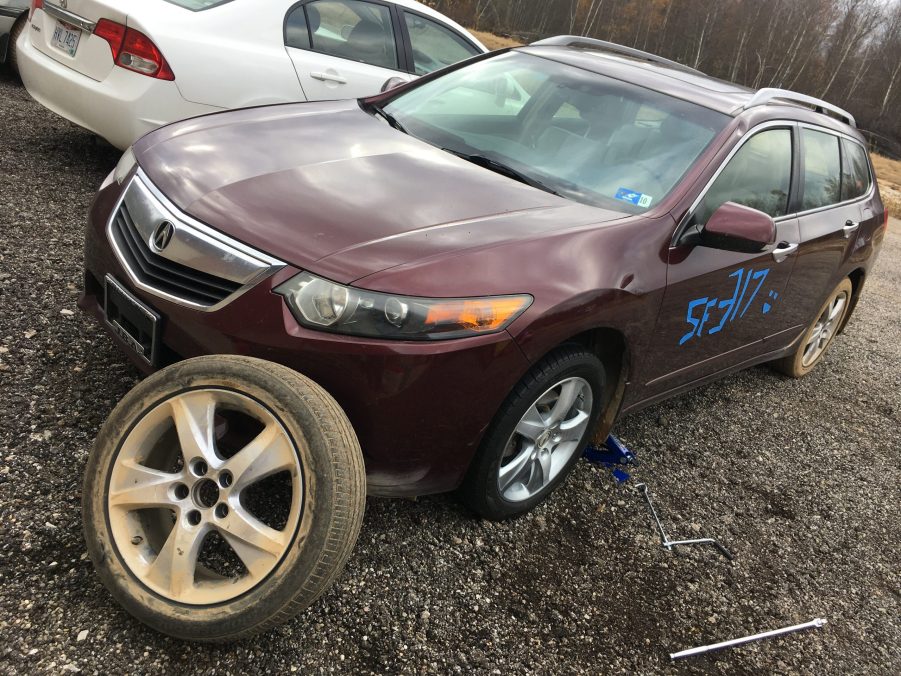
<box><xmin>151</xmin><ymin>221</ymin><xmax>175</xmax><ymax>252</ymax></box>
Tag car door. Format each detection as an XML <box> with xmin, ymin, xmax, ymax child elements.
<box><xmin>398</xmin><ymin>9</ymin><xmax>482</xmax><ymax>77</ymax></box>
<box><xmin>779</xmin><ymin>128</ymin><xmax>871</xmax><ymax>329</ymax></box>
<box><xmin>642</xmin><ymin>125</ymin><xmax>803</xmax><ymax>392</ymax></box>
<box><xmin>284</xmin><ymin>0</ymin><xmax>412</xmax><ymax>100</ymax></box>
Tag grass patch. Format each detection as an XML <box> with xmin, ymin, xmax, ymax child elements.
<box><xmin>873</xmin><ymin>155</ymin><xmax>901</xmax><ymax>215</ymax></box>
<box><xmin>470</xmin><ymin>29</ymin><xmax>523</xmax><ymax>51</ymax></box>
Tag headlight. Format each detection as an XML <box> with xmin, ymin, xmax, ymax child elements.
<box><xmin>275</xmin><ymin>273</ymin><xmax>532</xmax><ymax>340</ymax></box>
<box><xmin>114</xmin><ymin>147</ymin><xmax>137</xmax><ymax>184</ymax></box>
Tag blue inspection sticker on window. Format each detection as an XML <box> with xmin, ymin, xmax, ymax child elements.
<box><xmin>615</xmin><ymin>188</ymin><xmax>654</xmax><ymax>208</ymax></box>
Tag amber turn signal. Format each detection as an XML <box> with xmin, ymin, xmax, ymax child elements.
<box><xmin>425</xmin><ymin>297</ymin><xmax>532</xmax><ymax>332</ymax></box>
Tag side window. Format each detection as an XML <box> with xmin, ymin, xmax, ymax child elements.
<box><xmin>285</xmin><ymin>5</ymin><xmax>311</xmax><ymax>49</ymax></box>
<box><xmin>801</xmin><ymin>128</ymin><xmax>841</xmax><ymax>210</ymax></box>
<box><xmin>841</xmin><ymin>139</ymin><xmax>872</xmax><ymax>201</ymax></box>
<box><xmin>692</xmin><ymin>128</ymin><xmax>792</xmax><ymax>225</ymax></box>
<box><xmin>403</xmin><ymin>12</ymin><xmax>479</xmax><ymax>75</ymax></box>
<box><xmin>287</xmin><ymin>0</ymin><xmax>398</xmax><ymax>70</ymax></box>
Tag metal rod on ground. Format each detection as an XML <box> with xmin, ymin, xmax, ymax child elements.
<box><xmin>634</xmin><ymin>482</ymin><xmax>734</xmax><ymax>560</ymax></box>
<box><xmin>670</xmin><ymin>618</ymin><xmax>828</xmax><ymax>660</ymax></box>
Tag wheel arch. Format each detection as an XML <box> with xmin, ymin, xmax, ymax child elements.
<box><xmin>548</xmin><ymin>326</ymin><xmax>630</xmax><ymax>445</ymax></box>
<box><xmin>839</xmin><ymin>267</ymin><xmax>866</xmax><ymax>334</ymax></box>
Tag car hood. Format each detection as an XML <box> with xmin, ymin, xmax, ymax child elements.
<box><xmin>135</xmin><ymin>100</ymin><xmax>625</xmax><ymax>284</ymax></box>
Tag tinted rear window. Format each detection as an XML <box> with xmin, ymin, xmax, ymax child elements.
<box><xmin>164</xmin><ymin>0</ymin><xmax>233</xmax><ymax>10</ymax></box>
<box><xmin>802</xmin><ymin>128</ymin><xmax>841</xmax><ymax>210</ymax></box>
<box><xmin>841</xmin><ymin>139</ymin><xmax>872</xmax><ymax>201</ymax></box>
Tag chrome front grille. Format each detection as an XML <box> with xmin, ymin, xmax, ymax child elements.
<box><xmin>111</xmin><ymin>201</ymin><xmax>241</xmax><ymax>306</ymax></box>
<box><xmin>107</xmin><ymin>171</ymin><xmax>284</xmax><ymax>310</ymax></box>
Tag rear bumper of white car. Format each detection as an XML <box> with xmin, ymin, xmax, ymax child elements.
<box><xmin>17</xmin><ymin>28</ymin><xmax>221</xmax><ymax>149</ymax></box>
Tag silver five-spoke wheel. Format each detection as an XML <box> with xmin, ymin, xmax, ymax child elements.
<box><xmin>84</xmin><ymin>356</ymin><xmax>365</xmax><ymax>640</ymax></box>
<box><xmin>801</xmin><ymin>290</ymin><xmax>848</xmax><ymax>367</ymax></box>
<box><xmin>497</xmin><ymin>377</ymin><xmax>593</xmax><ymax>502</ymax></box>
<box><xmin>109</xmin><ymin>388</ymin><xmax>303</xmax><ymax>605</ymax></box>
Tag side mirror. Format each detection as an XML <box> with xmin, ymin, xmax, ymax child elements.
<box><xmin>380</xmin><ymin>77</ymin><xmax>407</xmax><ymax>93</ymax></box>
<box><xmin>687</xmin><ymin>201</ymin><xmax>776</xmax><ymax>253</ymax></box>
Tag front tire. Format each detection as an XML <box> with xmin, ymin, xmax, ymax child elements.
<box><xmin>82</xmin><ymin>356</ymin><xmax>366</xmax><ymax>641</ymax></box>
<box><xmin>775</xmin><ymin>277</ymin><xmax>853</xmax><ymax>378</ymax></box>
<box><xmin>460</xmin><ymin>346</ymin><xmax>604</xmax><ymax>520</ymax></box>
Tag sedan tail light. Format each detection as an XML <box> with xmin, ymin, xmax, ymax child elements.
<box><xmin>93</xmin><ymin>19</ymin><xmax>175</xmax><ymax>81</ymax></box>
<box><xmin>29</xmin><ymin>0</ymin><xmax>43</xmax><ymax>21</ymax></box>
<box><xmin>94</xmin><ymin>19</ymin><xmax>126</xmax><ymax>54</ymax></box>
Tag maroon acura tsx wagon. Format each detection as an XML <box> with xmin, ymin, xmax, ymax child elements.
<box><xmin>80</xmin><ymin>36</ymin><xmax>887</xmax><ymax>521</ymax></box>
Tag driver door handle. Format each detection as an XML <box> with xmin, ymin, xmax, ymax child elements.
<box><xmin>772</xmin><ymin>241</ymin><xmax>798</xmax><ymax>263</ymax></box>
<box><xmin>843</xmin><ymin>220</ymin><xmax>860</xmax><ymax>239</ymax></box>
<box><xmin>311</xmin><ymin>71</ymin><xmax>347</xmax><ymax>84</ymax></box>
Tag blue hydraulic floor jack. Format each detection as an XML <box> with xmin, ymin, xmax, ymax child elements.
<box><xmin>583</xmin><ymin>434</ymin><xmax>637</xmax><ymax>482</ymax></box>
<box><xmin>584</xmin><ymin>434</ymin><xmax>733</xmax><ymax>560</ymax></box>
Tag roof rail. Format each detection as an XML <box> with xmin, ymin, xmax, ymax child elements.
<box><xmin>737</xmin><ymin>88</ymin><xmax>856</xmax><ymax>127</ymax></box>
<box><xmin>529</xmin><ymin>35</ymin><xmax>704</xmax><ymax>76</ymax></box>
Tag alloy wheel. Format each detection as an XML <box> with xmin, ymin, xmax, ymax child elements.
<box><xmin>496</xmin><ymin>377</ymin><xmax>593</xmax><ymax>503</ymax></box>
<box><xmin>107</xmin><ymin>389</ymin><xmax>303</xmax><ymax>605</ymax></box>
<box><xmin>801</xmin><ymin>291</ymin><xmax>848</xmax><ymax>367</ymax></box>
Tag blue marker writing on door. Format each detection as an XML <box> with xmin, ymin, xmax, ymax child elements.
<box><xmin>679</xmin><ymin>267</ymin><xmax>779</xmax><ymax>345</ymax></box>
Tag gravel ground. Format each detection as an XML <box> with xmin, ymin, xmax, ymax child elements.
<box><xmin>1</xmin><ymin>67</ymin><xmax>899</xmax><ymax>675</ymax></box>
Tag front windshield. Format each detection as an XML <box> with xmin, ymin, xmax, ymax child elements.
<box><xmin>382</xmin><ymin>52</ymin><xmax>729</xmax><ymax>213</ymax></box>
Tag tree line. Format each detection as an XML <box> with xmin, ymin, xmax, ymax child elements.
<box><xmin>427</xmin><ymin>0</ymin><xmax>901</xmax><ymax>157</ymax></box>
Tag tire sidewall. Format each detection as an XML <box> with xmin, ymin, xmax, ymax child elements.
<box><xmin>8</xmin><ymin>16</ymin><xmax>25</xmax><ymax>76</ymax></box>
<box><xmin>466</xmin><ymin>349</ymin><xmax>604</xmax><ymax>520</ymax></box>
<box><xmin>82</xmin><ymin>356</ymin><xmax>359</xmax><ymax>640</ymax></box>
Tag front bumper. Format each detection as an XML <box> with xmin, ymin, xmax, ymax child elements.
<box><xmin>17</xmin><ymin>27</ymin><xmax>221</xmax><ymax>149</ymax></box>
<box><xmin>80</xmin><ymin>177</ymin><xmax>532</xmax><ymax>497</ymax></box>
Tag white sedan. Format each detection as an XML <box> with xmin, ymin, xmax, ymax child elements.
<box><xmin>17</xmin><ymin>0</ymin><xmax>486</xmax><ymax>149</ymax></box>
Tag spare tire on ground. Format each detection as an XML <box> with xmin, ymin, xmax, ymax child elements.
<box><xmin>82</xmin><ymin>356</ymin><xmax>366</xmax><ymax>641</ymax></box>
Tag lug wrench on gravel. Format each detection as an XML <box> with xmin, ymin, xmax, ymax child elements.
<box><xmin>670</xmin><ymin>618</ymin><xmax>827</xmax><ymax>660</ymax></box>
<box><xmin>634</xmin><ymin>482</ymin><xmax>734</xmax><ymax>560</ymax></box>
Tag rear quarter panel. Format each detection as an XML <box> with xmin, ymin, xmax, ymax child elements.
<box><xmin>129</xmin><ymin>0</ymin><xmax>306</xmax><ymax>108</ymax></box>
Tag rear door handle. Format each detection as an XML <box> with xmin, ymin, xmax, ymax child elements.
<box><xmin>311</xmin><ymin>71</ymin><xmax>347</xmax><ymax>84</ymax></box>
<box><xmin>842</xmin><ymin>220</ymin><xmax>860</xmax><ymax>239</ymax></box>
<box><xmin>772</xmin><ymin>241</ymin><xmax>798</xmax><ymax>263</ymax></box>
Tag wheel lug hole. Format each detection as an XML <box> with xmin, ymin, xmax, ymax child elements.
<box><xmin>219</xmin><ymin>471</ymin><xmax>233</xmax><ymax>489</ymax></box>
<box><xmin>171</xmin><ymin>483</ymin><xmax>189</xmax><ymax>501</ymax></box>
<box><xmin>190</xmin><ymin>458</ymin><xmax>208</xmax><ymax>477</ymax></box>
<box><xmin>187</xmin><ymin>510</ymin><xmax>202</xmax><ymax>526</ymax></box>
<box><xmin>214</xmin><ymin>503</ymin><xmax>229</xmax><ymax>519</ymax></box>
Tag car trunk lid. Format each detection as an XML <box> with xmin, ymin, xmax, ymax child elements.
<box><xmin>31</xmin><ymin>0</ymin><xmax>134</xmax><ymax>81</ymax></box>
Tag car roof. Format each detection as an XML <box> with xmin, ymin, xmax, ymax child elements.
<box><xmin>518</xmin><ymin>44</ymin><xmax>859</xmax><ymax>135</ymax></box>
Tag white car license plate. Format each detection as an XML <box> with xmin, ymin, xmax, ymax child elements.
<box><xmin>51</xmin><ymin>20</ymin><xmax>81</xmax><ymax>57</ymax></box>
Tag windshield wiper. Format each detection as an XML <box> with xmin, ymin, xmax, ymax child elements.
<box><xmin>367</xmin><ymin>103</ymin><xmax>407</xmax><ymax>134</ymax></box>
<box><xmin>443</xmin><ymin>148</ymin><xmax>562</xmax><ymax>197</ymax></box>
